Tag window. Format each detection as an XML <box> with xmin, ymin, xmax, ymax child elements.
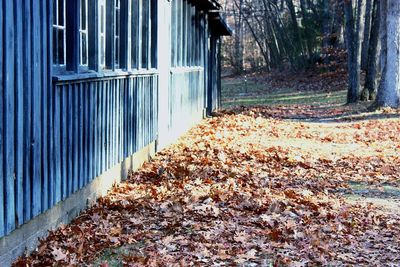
<box><xmin>79</xmin><ymin>0</ymin><xmax>88</xmax><ymax>66</ymax></box>
<box><xmin>52</xmin><ymin>0</ymin><xmax>66</xmax><ymax>66</ymax></box>
<box><xmin>52</xmin><ymin>0</ymin><xmax>158</xmax><ymax>73</ymax></box>
<box><xmin>171</xmin><ymin>0</ymin><xmax>202</xmax><ymax>68</ymax></box>
<box><xmin>100</xmin><ymin>0</ymin><xmax>106</xmax><ymax>67</ymax></box>
<box><xmin>115</xmin><ymin>0</ymin><xmax>121</xmax><ymax>67</ymax></box>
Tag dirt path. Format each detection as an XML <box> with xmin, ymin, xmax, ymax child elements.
<box><xmin>15</xmin><ymin>105</ymin><xmax>400</xmax><ymax>266</ymax></box>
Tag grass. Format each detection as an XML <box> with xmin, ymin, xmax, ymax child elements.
<box><xmin>221</xmin><ymin>78</ymin><xmax>347</xmax><ymax>107</ymax></box>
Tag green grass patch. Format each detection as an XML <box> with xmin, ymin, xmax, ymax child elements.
<box><xmin>222</xmin><ymin>79</ymin><xmax>347</xmax><ymax>107</ymax></box>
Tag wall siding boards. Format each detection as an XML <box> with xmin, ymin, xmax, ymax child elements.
<box><xmin>0</xmin><ymin>3</ymin><xmax>226</xmax><ymax>262</ymax></box>
<box><xmin>0</xmin><ymin>0</ymin><xmax>4</xmax><ymax>238</ymax></box>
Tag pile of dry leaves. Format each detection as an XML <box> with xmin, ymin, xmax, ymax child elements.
<box><xmin>14</xmin><ymin>105</ymin><xmax>400</xmax><ymax>266</ymax></box>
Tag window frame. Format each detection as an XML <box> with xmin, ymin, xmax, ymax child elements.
<box><xmin>52</xmin><ymin>0</ymin><xmax>159</xmax><ymax>77</ymax></box>
<box><xmin>79</xmin><ymin>0</ymin><xmax>89</xmax><ymax>67</ymax></box>
<box><xmin>52</xmin><ymin>0</ymin><xmax>67</xmax><ymax>74</ymax></box>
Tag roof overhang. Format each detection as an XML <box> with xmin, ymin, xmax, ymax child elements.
<box><xmin>209</xmin><ymin>11</ymin><xmax>233</xmax><ymax>36</ymax></box>
<box><xmin>191</xmin><ymin>0</ymin><xmax>221</xmax><ymax>11</ymax></box>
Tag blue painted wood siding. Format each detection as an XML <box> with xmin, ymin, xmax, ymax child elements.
<box><xmin>0</xmin><ymin>0</ymin><xmax>217</xmax><ymax>238</ymax></box>
<box><xmin>0</xmin><ymin>0</ymin><xmax>52</xmax><ymax>236</ymax></box>
<box><xmin>0</xmin><ymin>0</ymin><xmax>159</xmax><ymax>237</ymax></box>
<box><xmin>53</xmin><ymin>74</ymin><xmax>158</xmax><ymax>203</ymax></box>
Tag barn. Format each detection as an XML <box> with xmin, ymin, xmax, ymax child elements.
<box><xmin>0</xmin><ymin>0</ymin><xmax>230</xmax><ymax>265</ymax></box>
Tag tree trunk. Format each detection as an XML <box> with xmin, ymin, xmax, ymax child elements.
<box><xmin>362</xmin><ymin>0</ymin><xmax>380</xmax><ymax>101</ymax></box>
<box><xmin>331</xmin><ymin>0</ymin><xmax>345</xmax><ymax>48</ymax></box>
<box><xmin>322</xmin><ymin>0</ymin><xmax>331</xmax><ymax>50</ymax></box>
<box><xmin>233</xmin><ymin>0</ymin><xmax>244</xmax><ymax>74</ymax></box>
<box><xmin>285</xmin><ymin>0</ymin><xmax>304</xmax><ymax>61</ymax></box>
<box><xmin>376</xmin><ymin>0</ymin><xmax>400</xmax><ymax>108</ymax></box>
<box><xmin>344</xmin><ymin>0</ymin><xmax>357</xmax><ymax>102</ymax></box>
<box><xmin>361</xmin><ymin>0</ymin><xmax>373</xmax><ymax>70</ymax></box>
<box><xmin>299</xmin><ymin>0</ymin><xmax>313</xmax><ymax>58</ymax></box>
<box><xmin>345</xmin><ymin>0</ymin><xmax>365</xmax><ymax>103</ymax></box>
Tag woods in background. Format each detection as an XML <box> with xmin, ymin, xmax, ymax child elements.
<box><xmin>222</xmin><ymin>0</ymin><xmax>400</xmax><ymax>108</ymax></box>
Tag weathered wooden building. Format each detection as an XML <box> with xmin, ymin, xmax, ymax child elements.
<box><xmin>0</xmin><ymin>0</ymin><xmax>230</xmax><ymax>264</ymax></box>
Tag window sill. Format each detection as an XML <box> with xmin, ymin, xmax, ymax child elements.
<box><xmin>52</xmin><ymin>68</ymin><xmax>159</xmax><ymax>83</ymax></box>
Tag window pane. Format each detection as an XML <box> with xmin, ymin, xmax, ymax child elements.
<box><xmin>53</xmin><ymin>0</ymin><xmax>57</xmax><ymax>25</ymax></box>
<box><xmin>53</xmin><ymin>27</ymin><xmax>58</xmax><ymax>64</ymax></box>
<box><xmin>82</xmin><ymin>33</ymin><xmax>88</xmax><ymax>65</ymax></box>
<box><xmin>57</xmin><ymin>29</ymin><xmax>65</xmax><ymax>64</ymax></box>
<box><xmin>100</xmin><ymin>36</ymin><xmax>105</xmax><ymax>65</ymax></box>
<box><xmin>141</xmin><ymin>0</ymin><xmax>149</xmax><ymax>68</ymax></box>
<box><xmin>81</xmin><ymin>0</ymin><xmax>87</xmax><ymax>30</ymax></box>
<box><xmin>115</xmin><ymin>0</ymin><xmax>120</xmax><ymax>66</ymax></box>
<box><xmin>131</xmin><ymin>0</ymin><xmax>139</xmax><ymax>68</ymax></box>
<box><xmin>116</xmin><ymin>9</ymin><xmax>119</xmax><ymax>34</ymax></box>
<box><xmin>58</xmin><ymin>0</ymin><xmax>64</xmax><ymax>26</ymax></box>
<box><xmin>115</xmin><ymin>38</ymin><xmax>119</xmax><ymax>65</ymax></box>
<box><xmin>100</xmin><ymin>4</ymin><xmax>105</xmax><ymax>34</ymax></box>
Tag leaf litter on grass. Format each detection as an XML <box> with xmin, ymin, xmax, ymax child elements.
<box><xmin>13</xmin><ymin>105</ymin><xmax>400</xmax><ymax>267</ymax></box>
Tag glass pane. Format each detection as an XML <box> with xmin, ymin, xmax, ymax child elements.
<box><xmin>82</xmin><ymin>33</ymin><xmax>88</xmax><ymax>65</ymax></box>
<box><xmin>53</xmin><ymin>27</ymin><xmax>58</xmax><ymax>64</ymax></box>
<box><xmin>131</xmin><ymin>0</ymin><xmax>139</xmax><ymax>68</ymax></box>
<box><xmin>58</xmin><ymin>0</ymin><xmax>64</xmax><ymax>26</ymax></box>
<box><xmin>57</xmin><ymin>29</ymin><xmax>65</xmax><ymax>64</ymax></box>
<box><xmin>116</xmin><ymin>9</ymin><xmax>120</xmax><ymax>35</ymax></box>
<box><xmin>100</xmin><ymin>36</ymin><xmax>105</xmax><ymax>65</ymax></box>
<box><xmin>81</xmin><ymin>0</ymin><xmax>87</xmax><ymax>30</ymax></box>
<box><xmin>53</xmin><ymin>0</ymin><xmax>57</xmax><ymax>25</ymax></box>
<box><xmin>100</xmin><ymin>5</ymin><xmax>105</xmax><ymax>34</ymax></box>
<box><xmin>142</xmin><ymin>0</ymin><xmax>149</xmax><ymax>67</ymax></box>
<box><xmin>115</xmin><ymin>38</ymin><xmax>119</xmax><ymax>65</ymax></box>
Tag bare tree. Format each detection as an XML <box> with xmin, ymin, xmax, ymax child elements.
<box><xmin>376</xmin><ymin>0</ymin><xmax>400</xmax><ymax>108</ymax></box>
<box><xmin>362</xmin><ymin>0</ymin><xmax>380</xmax><ymax>101</ymax></box>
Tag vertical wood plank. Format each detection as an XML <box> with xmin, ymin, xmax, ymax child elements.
<box><xmin>0</xmin><ymin>0</ymin><xmax>4</xmax><ymax>236</ymax></box>
<box><xmin>61</xmin><ymin>86</ymin><xmax>67</xmax><ymax>199</ymax></box>
<box><xmin>54</xmin><ymin>86</ymin><xmax>62</xmax><ymax>203</ymax></box>
<box><xmin>94</xmin><ymin>82</ymin><xmax>99</xmax><ymax>177</ymax></box>
<box><xmin>84</xmin><ymin>83</ymin><xmax>90</xmax><ymax>185</ymax></box>
<box><xmin>79</xmin><ymin>83</ymin><xmax>84</xmax><ymax>189</ymax></box>
<box><xmin>96</xmin><ymin>82</ymin><xmax>101</xmax><ymax>176</ymax></box>
<box><xmin>32</xmin><ymin>0</ymin><xmax>42</xmax><ymax>217</ymax></box>
<box><xmin>73</xmin><ymin>84</ymin><xmax>79</xmax><ymax>193</ymax></box>
<box><xmin>14</xmin><ymin>0</ymin><xmax>24</xmax><ymax>227</ymax></box>
<box><xmin>110</xmin><ymin>81</ymin><xmax>113</xmax><ymax>167</ymax></box>
<box><xmin>22</xmin><ymin>0</ymin><xmax>32</xmax><ymax>221</ymax></box>
<box><xmin>123</xmin><ymin>80</ymin><xmax>128</xmax><ymax>158</ymax></box>
<box><xmin>40</xmin><ymin>0</ymin><xmax>49</xmax><ymax>212</ymax></box>
<box><xmin>67</xmin><ymin>85</ymin><xmax>73</xmax><ymax>196</ymax></box>
<box><xmin>88</xmin><ymin>83</ymin><xmax>94</xmax><ymax>182</ymax></box>
<box><xmin>4</xmin><ymin>0</ymin><xmax>16</xmax><ymax>234</ymax></box>
<box><xmin>47</xmin><ymin>0</ymin><xmax>54</xmax><ymax>207</ymax></box>
<box><xmin>101</xmin><ymin>82</ymin><xmax>105</xmax><ymax>172</ymax></box>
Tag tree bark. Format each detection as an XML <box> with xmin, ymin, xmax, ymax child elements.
<box><xmin>376</xmin><ymin>0</ymin><xmax>400</xmax><ymax>108</ymax></box>
<box><xmin>233</xmin><ymin>0</ymin><xmax>244</xmax><ymax>74</ymax></box>
<box><xmin>362</xmin><ymin>0</ymin><xmax>380</xmax><ymax>101</ymax></box>
<box><xmin>345</xmin><ymin>0</ymin><xmax>365</xmax><ymax>103</ymax></box>
<box><xmin>361</xmin><ymin>0</ymin><xmax>373</xmax><ymax>70</ymax></box>
<box><xmin>322</xmin><ymin>0</ymin><xmax>331</xmax><ymax>50</ymax></box>
<box><xmin>344</xmin><ymin>0</ymin><xmax>357</xmax><ymax>103</ymax></box>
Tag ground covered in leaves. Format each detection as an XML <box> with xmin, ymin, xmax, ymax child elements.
<box><xmin>14</xmin><ymin>105</ymin><xmax>400</xmax><ymax>266</ymax></box>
